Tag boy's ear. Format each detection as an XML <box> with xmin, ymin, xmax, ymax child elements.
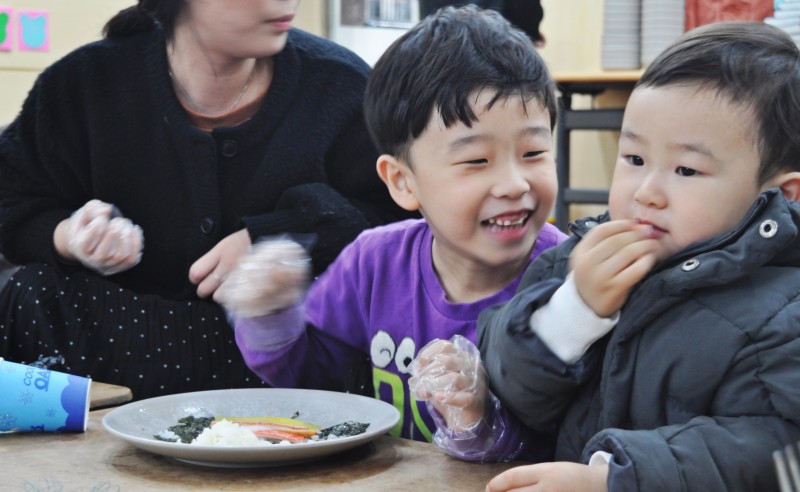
<box><xmin>376</xmin><ymin>154</ymin><xmax>421</xmax><ymax>211</ymax></box>
<box><xmin>773</xmin><ymin>172</ymin><xmax>800</xmax><ymax>201</ymax></box>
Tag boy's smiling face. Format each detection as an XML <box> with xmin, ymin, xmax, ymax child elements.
<box><xmin>400</xmin><ymin>90</ymin><xmax>556</xmax><ymax>282</ymax></box>
<box><xmin>609</xmin><ymin>84</ymin><xmax>778</xmax><ymax>261</ymax></box>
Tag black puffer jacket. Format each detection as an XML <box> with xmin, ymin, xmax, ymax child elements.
<box><xmin>478</xmin><ymin>189</ymin><xmax>800</xmax><ymax>491</ymax></box>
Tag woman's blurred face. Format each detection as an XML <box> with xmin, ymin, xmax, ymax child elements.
<box><xmin>181</xmin><ymin>0</ymin><xmax>300</xmax><ymax>58</ymax></box>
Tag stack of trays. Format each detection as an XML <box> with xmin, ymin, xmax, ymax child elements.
<box><xmin>641</xmin><ymin>0</ymin><xmax>685</xmax><ymax>66</ymax></box>
<box><xmin>601</xmin><ymin>0</ymin><xmax>641</xmax><ymax>69</ymax></box>
<box><xmin>765</xmin><ymin>0</ymin><xmax>800</xmax><ymax>46</ymax></box>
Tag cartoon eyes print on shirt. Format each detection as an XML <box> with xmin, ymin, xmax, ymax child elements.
<box><xmin>395</xmin><ymin>338</ymin><xmax>415</xmax><ymax>374</ymax></box>
<box><xmin>370</xmin><ymin>330</ymin><xmax>416</xmax><ymax>374</ymax></box>
<box><xmin>370</xmin><ymin>331</ymin><xmax>395</xmax><ymax>368</ymax></box>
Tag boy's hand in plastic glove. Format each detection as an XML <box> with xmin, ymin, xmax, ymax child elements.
<box><xmin>215</xmin><ymin>238</ymin><xmax>311</xmax><ymax>318</ymax></box>
<box><xmin>54</xmin><ymin>199</ymin><xmax>144</xmax><ymax>276</ymax></box>
<box><xmin>409</xmin><ymin>335</ymin><xmax>486</xmax><ymax>433</ymax></box>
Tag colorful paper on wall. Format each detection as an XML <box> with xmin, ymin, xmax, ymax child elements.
<box><xmin>17</xmin><ymin>9</ymin><xmax>49</xmax><ymax>52</ymax></box>
<box><xmin>685</xmin><ymin>0</ymin><xmax>774</xmax><ymax>31</ymax></box>
<box><xmin>0</xmin><ymin>7</ymin><xmax>12</xmax><ymax>51</ymax></box>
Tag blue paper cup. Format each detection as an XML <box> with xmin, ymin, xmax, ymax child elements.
<box><xmin>0</xmin><ymin>357</ymin><xmax>91</xmax><ymax>433</ymax></box>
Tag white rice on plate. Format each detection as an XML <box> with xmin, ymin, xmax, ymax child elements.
<box><xmin>191</xmin><ymin>419</ymin><xmax>293</xmax><ymax>446</ymax></box>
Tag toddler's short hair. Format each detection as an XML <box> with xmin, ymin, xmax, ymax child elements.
<box><xmin>364</xmin><ymin>5</ymin><xmax>557</xmax><ymax>166</ymax></box>
<box><xmin>639</xmin><ymin>21</ymin><xmax>800</xmax><ymax>183</ymax></box>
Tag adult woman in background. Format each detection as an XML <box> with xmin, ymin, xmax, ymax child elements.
<box><xmin>0</xmin><ymin>0</ymin><xmax>409</xmax><ymax>399</ymax></box>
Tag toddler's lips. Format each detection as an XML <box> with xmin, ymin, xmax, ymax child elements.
<box><xmin>637</xmin><ymin>220</ymin><xmax>667</xmax><ymax>237</ymax></box>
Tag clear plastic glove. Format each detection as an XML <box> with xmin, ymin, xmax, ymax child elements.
<box><xmin>216</xmin><ymin>237</ymin><xmax>311</xmax><ymax>318</ymax></box>
<box><xmin>64</xmin><ymin>199</ymin><xmax>144</xmax><ymax>276</ymax></box>
<box><xmin>409</xmin><ymin>335</ymin><xmax>487</xmax><ymax>433</ymax></box>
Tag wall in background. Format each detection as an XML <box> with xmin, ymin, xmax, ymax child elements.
<box><xmin>0</xmin><ymin>0</ymin><xmax>133</xmax><ymax>124</ymax></box>
<box><xmin>538</xmin><ymin>0</ymin><xmax>620</xmax><ymax>221</ymax></box>
<box><xmin>0</xmin><ymin>0</ymin><xmax>327</xmax><ymax>125</ymax></box>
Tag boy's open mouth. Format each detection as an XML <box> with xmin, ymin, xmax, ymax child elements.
<box><xmin>481</xmin><ymin>211</ymin><xmax>531</xmax><ymax>229</ymax></box>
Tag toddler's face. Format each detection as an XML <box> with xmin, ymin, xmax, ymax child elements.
<box><xmin>405</xmin><ymin>90</ymin><xmax>557</xmax><ymax>275</ymax></box>
<box><xmin>609</xmin><ymin>84</ymin><xmax>768</xmax><ymax>261</ymax></box>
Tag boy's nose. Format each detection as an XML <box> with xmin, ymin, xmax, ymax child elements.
<box><xmin>491</xmin><ymin>162</ymin><xmax>531</xmax><ymax>198</ymax></box>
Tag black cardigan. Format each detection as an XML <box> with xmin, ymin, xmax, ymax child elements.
<box><xmin>0</xmin><ymin>27</ymin><xmax>408</xmax><ymax>300</ymax></box>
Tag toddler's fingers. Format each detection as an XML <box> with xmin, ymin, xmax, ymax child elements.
<box><xmin>615</xmin><ymin>251</ymin><xmax>658</xmax><ymax>287</ymax></box>
<box><xmin>581</xmin><ymin>224</ymin><xmax>654</xmax><ymax>266</ymax></box>
<box><xmin>578</xmin><ymin>219</ymin><xmax>638</xmax><ymax>248</ymax></box>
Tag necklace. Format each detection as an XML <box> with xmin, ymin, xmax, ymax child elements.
<box><xmin>169</xmin><ymin>61</ymin><xmax>258</xmax><ymax>115</ymax></box>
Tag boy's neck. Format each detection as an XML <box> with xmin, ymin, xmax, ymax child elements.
<box><xmin>431</xmin><ymin>240</ymin><xmax>528</xmax><ymax>304</ymax></box>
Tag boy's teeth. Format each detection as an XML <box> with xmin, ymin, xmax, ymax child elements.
<box><xmin>486</xmin><ymin>215</ymin><xmax>527</xmax><ymax>226</ymax></box>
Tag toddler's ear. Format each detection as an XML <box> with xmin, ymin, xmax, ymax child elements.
<box><xmin>774</xmin><ymin>171</ymin><xmax>800</xmax><ymax>201</ymax></box>
<box><xmin>376</xmin><ymin>154</ymin><xmax>421</xmax><ymax>211</ymax></box>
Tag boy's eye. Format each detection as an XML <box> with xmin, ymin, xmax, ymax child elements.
<box><xmin>462</xmin><ymin>158</ymin><xmax>488</xmax><ymax>165</ymax></box>
<box><xmin>523</xmin><ymin>151</ymin><xmax>545</xmax><ymax>158</ymax></box>
<box><xmin>676</xmin><ymin>166</ymin><xmax>697</xmax><ymax>176</ymax></box>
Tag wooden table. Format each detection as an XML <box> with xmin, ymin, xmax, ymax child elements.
<box><xmin>2</xmin><ymin>408</ymin><xmax>520</xmax><ymax>491</ymax></box>
<box><xmin>553</xmin><ymin>70</ymin><xmax>644</xmax><ymax>231</ymax></box>
<box><xmin>90</xmin><ymin>381</ymin><xmax>133</xmax><ymax>409</ymax></box>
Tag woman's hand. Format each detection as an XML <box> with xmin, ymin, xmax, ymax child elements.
<box><xmin>189</xmin><ymin>229</ymin><xmax>253</xmax><ymax>299</ymax></box>
<box><xmin>409</xmin><ymin>335</ymin><xmax>486</xmax><ymax>433</ymax></box>
<box><xmin>54</xmin><ymin>199</ymin><xmax>144</xmax><ymax>276</ymax></box>
<box><xmin>212</xmin><ymin>237</ymin><xmax>310</xmax><ymax>316</ymax></box>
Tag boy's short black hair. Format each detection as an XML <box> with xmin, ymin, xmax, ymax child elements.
<box><xmin>639</xmin><ymin>21</ymin><xmax>800</xmax><ymax>184</ymax></box>
<box><xmin>364</xmin><ymin>5</ymin><xmax>558</xmax><ymax>165</ymax></box>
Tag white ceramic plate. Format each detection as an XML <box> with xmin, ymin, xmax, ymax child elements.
<box><xmin>102</xmin><ymin>388</ymin><xmax>400</xmax><ymax>467</ymax></box>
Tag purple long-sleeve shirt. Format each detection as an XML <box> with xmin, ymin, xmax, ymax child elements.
<box><xmin>236</xmin><ymin>219</ymin><xmax>565</xmax><ymax>458</ymax></box>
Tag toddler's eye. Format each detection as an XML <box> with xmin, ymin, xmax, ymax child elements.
<box><xmin>463</xmin><ymin>158</ymin><xmax>488</xmax><ymax>165</ymax></box>
<box><xmin>523</xmin><ymin>151</ymin><xmax>544</xmax><ymax>158</ymax></box>
<box><xmin>676</xmin><ymin>166</ymin><xmax>697</xmax><ymax>176</ymax></box>
<box><xmin>627</xmin><ymin>155</ymin><xmax>644</xmax><ymax>166</ymax></box>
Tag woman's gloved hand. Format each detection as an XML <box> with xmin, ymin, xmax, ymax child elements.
<box><xmin>56</xmin><ymin>199</ymin><xmax>144</xmax><ymax>276</ymax></box>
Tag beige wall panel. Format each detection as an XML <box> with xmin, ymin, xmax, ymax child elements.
<box><xmin>0</xmin><ymin>0</ymin><xmax>134</xmax><ymax>124</ymax></box>
<box><xmin>538</xmin><ymin>0</ymin><xmax>627</xmax><ymax>223</ymax></box>
<box><xmin>0</xmin><ymin>0</ymin><xmax>325</xmax><ymax>124</ymax></box>
<box><xmin>538</xmin><ymin>0</ymin><xmax>604</xmax><ymax>73</ymax></box>
<box><xmin>0</xmin><ymin>70</ymin><xmax>36</xmax><ymax>125</ymax></box>
<box><xmin>296</xmin><ymin>0</ymin><xmax>328</xmax><ymax>36</ymax></box>
<box><xmin>0</xmin><ymin>0</ymin><xmax>134</xmax><ymax>72</ymax></box>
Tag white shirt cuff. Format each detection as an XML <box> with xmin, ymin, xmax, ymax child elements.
<box><xmin>589</xmin><ymin>450</ymin><xmax>613</xmax><ymax>466</ymax></box>
<box><xmin>528</xmin><ymin>271</ymin><xmax>619</xmax><ymax>364</ymax></box>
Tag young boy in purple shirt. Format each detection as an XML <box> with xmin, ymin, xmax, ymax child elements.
<box><xmin>217</xmin><ymin>6</ymin><xmax>565</xmax><ymax>458</ymax></box>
